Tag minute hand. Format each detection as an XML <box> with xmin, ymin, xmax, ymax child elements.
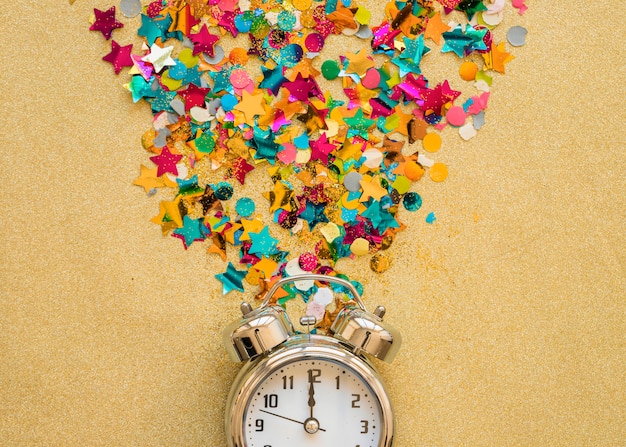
<box><xmin>259</xmin><ymin>409</ymin><xmax>326</xmax><ymax>432</ymax></box>
<box><xmin>308</xmin><ymin>381</ymin><xmax>316</xmax><ymax>418</ymax></box>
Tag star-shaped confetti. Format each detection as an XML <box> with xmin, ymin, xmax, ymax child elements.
<box><xmin>424</xmin><ymin>12</ymin><xmax>450</xmax><ymax>45</ymax></box>
<box><xmin>215</xmin><ymin>262</ymin><xmax>247</xmax><ymax>294</ymax></box>
<box><xmin>142</xmin><ymin>43</ymin><xmax>176</xmax><ymax>73</ymax></box>
<box><xmin>149</xmin><ymin>146</ymin><xmax>182</xmax><ymax>176</ymax></box>
<box><xmin>92</xmin><ymin>0</ymin><xmax>527</xmax><ymax>303</ymax></box>
<box><xmin>248</xmin><ymin>227</ymin><xmax>280</xmax><ymax>257</ymax></box>
<box><xmin>188</xmin><ymin>24</ymin><xmax>220</xmax><ymax>57</ymax></box>
<box><xmin>172</xmin><ymin>215</ymin><xmax>208</xmax><ymax>249</ymax></box>
<box><xmin>102</xmin><ymin>40</ymin><xmax>133</xmax><ymax>74</ymax></box>
<box><xmin>90</xmin><ymin>6</ymin><xmax>123</xmax><ymax>40</ymax></box>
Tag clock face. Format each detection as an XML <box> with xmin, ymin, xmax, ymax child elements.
<box><xmin>242</xmin><ymin>357</ymin><xmax>384</xmax><ymax>447</ymax></box>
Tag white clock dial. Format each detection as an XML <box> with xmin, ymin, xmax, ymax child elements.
<box><xmin>243</xmin><ymin>358</ymin><xmax>383</xmax><ymax>447</ymax></box>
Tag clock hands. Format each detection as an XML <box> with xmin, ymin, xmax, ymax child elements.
<box><xmin>308</xmin><ymin>380</ymin><xmax>316</xmax><ymax>418</ymax></box>
<box><xmin>259</xmin><ymin>409</ymin><xmax>326</xmax><ymax>432</ymax></box>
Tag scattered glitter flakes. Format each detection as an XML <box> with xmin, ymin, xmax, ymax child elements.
<box><xmin>91</xmin><ymin>0</ymin><xmax>527</xmax><ymax>303</ymax></box>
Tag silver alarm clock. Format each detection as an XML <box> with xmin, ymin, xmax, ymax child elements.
<box><xmin>223</xmin><ymin>274</ymin><xmax>401</xmax><ymax>447</ymax></box>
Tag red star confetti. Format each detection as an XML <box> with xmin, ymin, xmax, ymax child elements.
<box><xmin>102</xmin><ymin>40</ymin><xmax>133</xmax><ymax>74</ymax></box>
<box><xmin>90</xmin><ymin>6</ymin><xmax>123</xmax><ymax>40</ymax></box>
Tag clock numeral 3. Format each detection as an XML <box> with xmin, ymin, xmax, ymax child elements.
<box><xmin>360</xmin><ymin>420</ymin><xmax>369</xmax><ymax>433</ymax></box>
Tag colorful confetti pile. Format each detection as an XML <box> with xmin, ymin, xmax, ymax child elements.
<box><xmin>88</xmin><ymin>0</ymin><xmax>526</xmax><ymax>322</ymax></box>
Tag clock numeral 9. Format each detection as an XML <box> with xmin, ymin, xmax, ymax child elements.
<box><xmin>255</xmin><ymin>419</ymin><xmax>264</xmax><ymax>432</ymax></box>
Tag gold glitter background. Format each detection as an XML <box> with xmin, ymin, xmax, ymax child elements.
<box><xmin>1</xmin><ymin>1</ymin><xmax>625</xmax><ymax>445</ymax></box>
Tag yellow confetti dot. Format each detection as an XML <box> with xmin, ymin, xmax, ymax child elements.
<box><xmin>459</xmin><ymin>61</ymin><xmax>478</xmax><ymax>81</ymax></box>
<box><xmin>370</xmin><ymin>253</ymin><xmax>391</xmax><ymax>273</ymax></box>
<box><xmin>229</xmin><ymin>47</ymin><xmax>248</xmax><ymax>65</ymax></box>
<box><xmin>429</xmin><ymin>162</ymin><xmax>448</xmax><ymax>182</ymax></box>
<box><xmin>422</xmin><ymin>132</ymin><xmax>442</xmax><ymax>153</ymax></box>
<box><xmin>350</xmin><ymin>238</ymin><xmax>370</xmax><ymax>256</ymax></box>
<box><xmin>292</xmin><ymin>0</ymin><xmax>312</xmax><ymax>10</ymax></box>
<box><xmin>404</xmin><ymin>161</ymin><xmax>425</xmax><ymax>181</ymax></box>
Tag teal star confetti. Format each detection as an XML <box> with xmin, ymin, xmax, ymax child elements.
<box><xmin>172</xmin><ymin>215</ymin><xmax>208</xmax><ymax>249</ymax></box>
<box><xmin>248</xmin><ymin>227</ymin><xmax>279</xmax><ymax>257</ymax></box>
<box><xmin>215</xmin><ymin>262</ymin><xmax>247</xmax><ymax>294</ymax></box>
<box><xmin>137</xmin><ymin>14</ymin><xmax>164</xmax><ymax>46</ymax></box>
<box><xmin>442</xmin><ymin>25</ymin><xmax>487</xmax><ymax>57</ymax></box>
<box><xmin>344</xmin><ymin>109</ymin><xmax>376</xmax><ymax>139</ymax></box>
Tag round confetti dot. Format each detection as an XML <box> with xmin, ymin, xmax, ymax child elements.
<box><xmin>280</xmin><ymin>44</ymin><xmax>303</xmax><ymax>66</ymax></box>
<box><xmin>293</xmin><ymin>0</ymin><xmax>312</xmax><ymax>10</ymax></box>
<box><xmin>446</xmin><ymin>106</ymin><xmax>466</xmax><ymax>127</ymax></box>
<box><xmin>321</xmin><ymin>60</ymin><xmax>340</xmax><ymax>80</ymax></box>
<box><xmin>404</xmin><ymin>161</ymin><xmax>425</xmax><ymax>181</ymax></box>
<box><xmin>370</xmin><ymin>253</ymin><xmax>391</xmax><ymax>273</ymax></box>
<box><xmin>429</xmin><ymin>163</ymin><xmax>448</xmax><ymax>182</ymax></box>
<box><xmin>202</xmin><ymin>45</ymin><xmax>225</xmax><ymax>64</ymax></box>
<box><xmin>278</xmin><ymin>10</ymin><xmax>297</xmax><ymax>31</ymax></box>
<box><xmin>422</xmin><ymin>132</ymin><xmax>442</xmax><ymax>153</ymax></box>
<box><xmin>507</xmin><ymin>26</ymin><xmax>528</xmax><ymax>47</ymax></box>
<box><xmin>459</xmin><ymin>61</ymin><xmax>478</xmax><ymax>81</ymax></box>
<box><xmin>361</xmin><ymin>68</ymin><xmax>381</xmax><ymax>89</ymax></box>
<box><xmin>234</xmin><ymin>11</ymin><xmax>254</xmax><ymax>33</ymax></box>
<box><xmin>343</xmin><ymin>172</ymin><xmax>362</xmax><ymax>192</ymax></box>
<box><xmin>121</xmin><ymin>0</ymin><xmax>142</xmax><ymax>17</ymax></box>
<box><xmin>403</xmin><ymin>192</ymin><xmax>423</xmax><ymax>212</ymax></box>
<box><xmin>229</xmin><ymin>48</ymin><xmax>249</xmax><ymax>65</ymax></box>
<box><xmin>220</xmin><ymin>93</ymin><xmax>238</xmax><ymax>111</ymax></box>
<box><xmin>350</xmin><ymin>238</ymin><xmax>370</xmax><ymax>256</ymax></box>
<box><xmin>214</xmin><ymin>182</ymin><xmax>234</xmax><ymax>200</ymax></box>
<box><xmin>363</xmin><ymin>148</ymin><xmax>383</xmax><ymax>168</ymax></box>
<box><xmin>305</xmin><ymin>33</ymin><xmax>325</xmax><ymax>52</ymax></box>
<box><xmin>230</xmin><ymin>69</ymin><xmax>251</xmax><ymax>89</ymax></box>
<box><xmin>482</xmin><ymin>11</ymin><xmax>503</xmax><ymax>26</ymax></box>
<box><xmin>235</xmin><ymin>197</ymin><xmax>255</xmax><ymax>217</ymax></box>
<box><xmin>298</xmin><ymin>252</ymin><xmax>318</xmax><ymax>271</ymax></box>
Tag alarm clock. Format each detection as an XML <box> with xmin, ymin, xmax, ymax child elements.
<box><xmin>223</xmin><ymin>274</ymin><xmax>401</xmax><ymax>447</ymax></box>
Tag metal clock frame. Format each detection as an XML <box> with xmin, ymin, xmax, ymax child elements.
<box><xmin>225</xmin><ymin>333</ymin><xmax>395</xmax><ymax>447</ymax></box>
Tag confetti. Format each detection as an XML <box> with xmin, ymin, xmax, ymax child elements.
<box><xmin>90</xmin><ymin>0</ymin><xmax>528</xmax><ymax>327</ymax></box>
<box><xmin>507</xmin><ymin>26</ymin><xmax>528</xmax><ymax>47</ymax></box>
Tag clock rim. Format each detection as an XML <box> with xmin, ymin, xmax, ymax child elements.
<box><xmin>225</xmin><ymin>333</ymin><xmax>394</xmax><ymax>447</ymax></box>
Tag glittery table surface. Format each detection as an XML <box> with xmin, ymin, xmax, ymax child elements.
<box><xmin>1</xmin><ymin>1</ymin><xmax>625</xmax><ymax>446</ymax></box>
